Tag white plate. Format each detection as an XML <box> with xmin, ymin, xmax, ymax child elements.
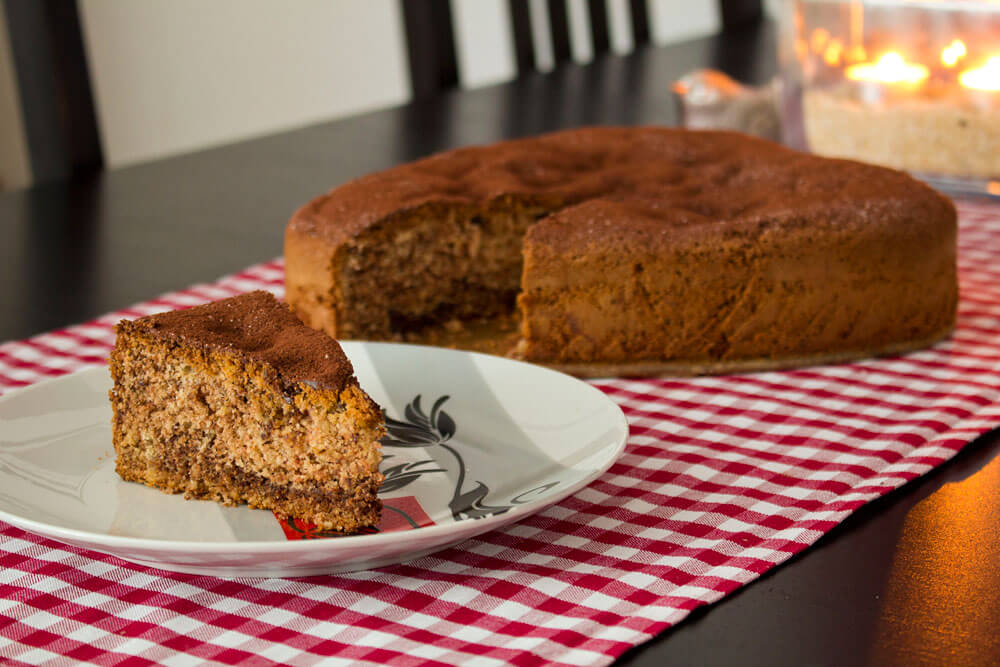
<box><xmin>0</xmin><ymin>342</ymin><xmax>627</xmax><ymax>577</ymax></box>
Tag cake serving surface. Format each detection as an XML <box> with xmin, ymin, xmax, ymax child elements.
<box><xmin>285</xmin><ymin>126</ymin><xmax>958</xmax><ymax>376</ymax></box>
<box><xmin>110</xmin><ymin>291</ymin><xmax>385</xmax><ymax>533</ymax></box>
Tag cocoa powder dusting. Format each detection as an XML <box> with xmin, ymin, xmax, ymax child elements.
<box><xmin>287</xmin><ymin>126</ymin><xmax>953</xmax><ymax>250</ymax></box>
<box><xmin>131</xmin><ymin>291</ymin><xmax>354</xmax><ymax>390</ymax></box>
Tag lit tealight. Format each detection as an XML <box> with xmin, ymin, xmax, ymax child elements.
<box><xmin>941</xmin><ymin>39</ymin><xmax>967</xmax><ymax>68</ymax></box>
<box><xmin>824</xmin><ymin>39</ymin><xmax>844</xmax><ymax>66</ymax></box>
<box><xmin>959</xmin><ymin>56</ymin><xmax>1000</xmax><ymax>92</ymax></box>
<box><xmin>845</xmin><ymin>44</ymin><xmax>867</xmax><ymax>64</ymax></box>
<box><xmin>846</xmin><ymin>52</ymin><xmax>930</xmax><ymax>85</ymax></box>
<box><xmin>810</xmin><ymin>28</ymin><xmax>830</xmax><ymax>54</ymax></box>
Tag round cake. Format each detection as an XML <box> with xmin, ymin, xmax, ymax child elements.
<box><xmin>284</xmin><ymin>127</ymin><xmax>957</xmax><ymax>377</ymax></box>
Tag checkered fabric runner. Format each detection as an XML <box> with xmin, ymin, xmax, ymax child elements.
<box><xmin>2</xmin><ymin>201</ymin><xmax>1000</xmax><ymax>666</ymax></box>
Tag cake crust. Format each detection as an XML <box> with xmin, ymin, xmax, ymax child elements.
<box><xmin>136</xmin><ymin>289</ymin><xmax>355</xmax><ymax>390</ymax></box>
<box><xmin>287</xmin><ymin>127</ymin><xmax>950</xmax><ymax>247</ymax></box>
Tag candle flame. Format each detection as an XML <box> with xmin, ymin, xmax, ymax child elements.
<box><xmin>941</xmin><ymin>40</ymin><xmax>967</xmax><ymax>68</ymax></box>
<box><xmin>824</xmin><ymin>39</ymin><xmax>844</xmax><ymax>66</ymax></box>
<box><xmin>846</xmin><ymin>44</ymin><xmax>867</xmax><ymax>64</ymax></box>
<box><xmin>845</xmin><ymin>52</ymin><xmax>929</xmax><ymax>85</ymax></box>
<box><xmin>810</xmin><ymin>28</ymin><xmax>830</xmax><ymax>54</ymax></box>
<box><xmin>960</xmin><ymin>56</ymin><xmax>1000</xmax><ymax>92</ymax></box>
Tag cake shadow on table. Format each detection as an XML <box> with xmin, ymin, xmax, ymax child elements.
<box><xmin>384</xmin><ymin>309</ymin><xmax>954</xmax><ymax>379</ymax></box>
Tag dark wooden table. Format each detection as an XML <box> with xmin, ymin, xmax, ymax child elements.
<box><xmin>2</xmin><ymin>21</ymin><xmax>998</xmax><ymax>666</ymax></box>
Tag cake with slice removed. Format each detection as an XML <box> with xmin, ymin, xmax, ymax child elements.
<box><xmin>109</xmin><ymin>291</ymin><xmax>385</xmax><ymax>533</ymax></box>
<box><xmin>285</xmin><ymin>126</ymin><xmax>957</xmax><ymax>377</ymax></box>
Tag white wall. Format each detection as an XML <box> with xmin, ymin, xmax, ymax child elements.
<box><xmin>59</xmin><ymin>1</ymin><xmax>725</xmax><ymax>171</ymax></box>
<box><xmin>79</xmin><ymin>0</ymin><xmax>410</xmax><ymax>168</ymax></box>
<box><xmin>451</xmin><ymin>0</ymin><xmax>517</xmax><ymax>88</ymax></box>
<box><xmin>0</xmin><ymin>9</ymin><xmax>30</xmax><ymax>191</ymax></box>
<box><xmin>649</xmin><ymin>0</ymin><xmax>720</xmax><ymax>44</ymax></box>
<box><xmin>456</xmin><ymin>0</ymin><xmax>721</xmax><ymax>74</ymax></box>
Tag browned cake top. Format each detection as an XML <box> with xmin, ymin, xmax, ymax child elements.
<box><xmin>130</xmin><ymin>291</ymin><xmax>355</xmax><ymax>390</ymax></box>
<box><xmin>287</xmin><ymin>126</ymin><xmax>954</xmax><ymax>248</ymax></box>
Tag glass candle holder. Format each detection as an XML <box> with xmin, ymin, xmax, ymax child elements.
<box><xmin>779</xmin><ymin>0</ymin><xmax>1000</xmax><ymax>196</ymax></box>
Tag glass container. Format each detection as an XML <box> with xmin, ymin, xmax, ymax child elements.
<box><xmin>779</xmin><ymin>0</ymin><xmax>1000</xmax><ymax>195</ymax></box>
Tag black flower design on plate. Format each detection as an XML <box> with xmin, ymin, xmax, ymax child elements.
<box><xmin>379</xmin><ymin>457</ymin><xmax>446</xmax><ymax>494</ymax></box>
<box><xmin>381</xmin><ymin>395</ymin><xmax>518</xmax><ymax>521</ymax></box>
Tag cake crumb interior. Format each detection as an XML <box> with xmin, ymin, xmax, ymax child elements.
<box><xmin>110</xmin><ymin>326</ymin><xmax>383</xmax><ymax>532</ymax></box>
<box><xmin>336</xmin><ymin>197</ymin><xmax>555</xmax><ymax>340</ymax></box>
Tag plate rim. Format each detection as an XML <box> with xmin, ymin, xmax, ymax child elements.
<box><xmin>0</xmin><ymin>343</ymin><xmax>629</xmax><ymax>555</ymax></box>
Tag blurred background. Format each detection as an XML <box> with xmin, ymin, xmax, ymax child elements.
<box><xmin>0</xmin><ymin>0</ymin><xmax>779</xmax><ymax>191</ymax></box>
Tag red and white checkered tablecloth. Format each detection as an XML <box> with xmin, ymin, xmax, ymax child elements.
<box><xmin>2</xmin><ymin>201</ymin><xmax>1000</xmax><ymax>666</ymax></box>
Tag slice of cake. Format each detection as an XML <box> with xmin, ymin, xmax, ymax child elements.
<box><xmin>109</xmin><ymin>291</ymin><xmax>384</xmax><ymax>533</ymax></box>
